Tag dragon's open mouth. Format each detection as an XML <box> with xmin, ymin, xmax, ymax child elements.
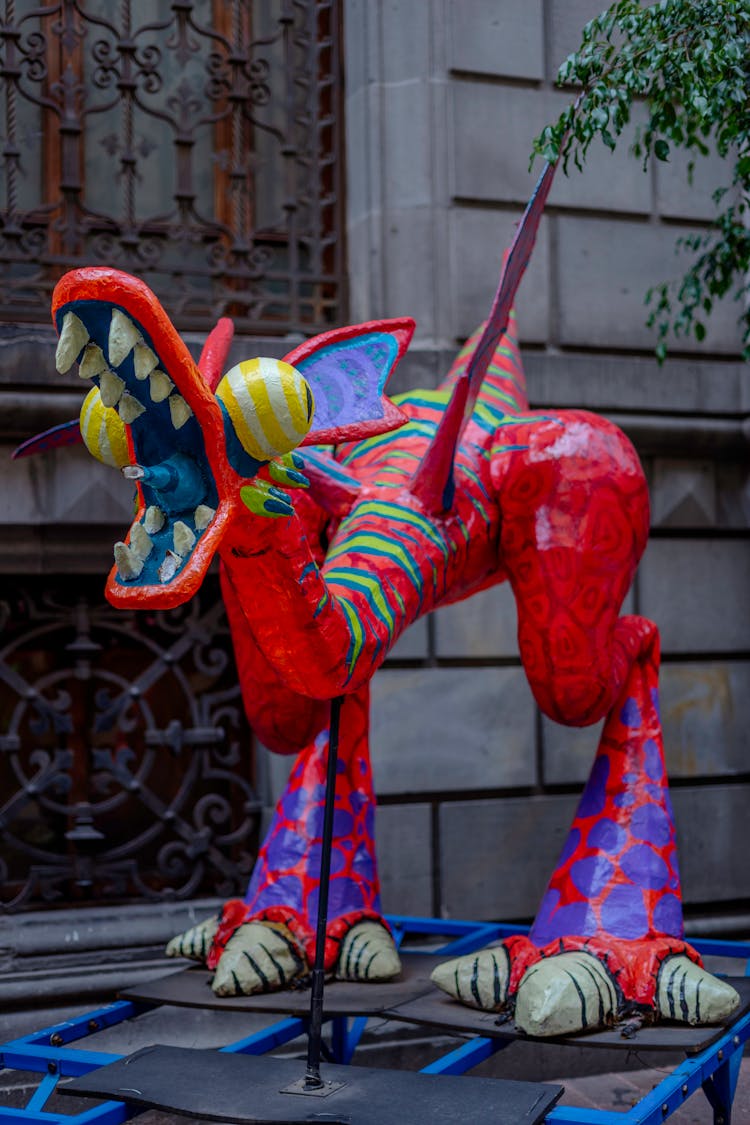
<box><xmin>54</xmin><ymin>283</ymin><xmax>228</xmax><ymax>604</ymax></box>
<box><xmin>50</xmin><ymin>266</ymin><xmax>415</xmax><ymax>608</ymax></box>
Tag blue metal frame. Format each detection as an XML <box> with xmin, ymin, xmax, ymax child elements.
<box><xmin>1</xmin><ymin>918</ymin><xmax>748</xmax><ymax>1125</ymax></box>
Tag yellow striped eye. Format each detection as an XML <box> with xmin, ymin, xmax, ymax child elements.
<box><xmin>216</xmin><ymin>357</ymin><xmax>314</xmax><ymax>462</ymax></box>
<box><xmin>79</xmin><ymin>385</ymin><xmax>130</xmax><ymax>468</ymax></box>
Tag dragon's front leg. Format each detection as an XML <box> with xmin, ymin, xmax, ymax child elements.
<box><xmin>167</xmin><ymin>591</ymin><xmax>402</xmax><ymax>995</ymax></box>
<box><xmin>207</xmin><ymin>685</ymin><xmax>400</xmax><ymax>994</ymax></box>
<box><xmin>432</xmin><ymin>411</ymin><xmax>740</xmax><ymax>1035</ymax></box>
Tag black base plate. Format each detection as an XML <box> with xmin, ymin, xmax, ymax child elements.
<box><xmin>385</xmin><ymin>977</ymin><xmax>750</xmax><ymax>1054</ymax></box>
<box><xmin>121</xmin><ymin>953</ymin><xmax>444</xmax><ymax>1017</ymax></box>
<box><xmin>61</xmin><ymin>1044</ymin><xmax>563</xmax><ymax>1125</ymax></box>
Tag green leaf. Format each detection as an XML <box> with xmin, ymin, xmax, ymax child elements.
<box><xmin>530</xmin><ymin>0</ymin><xmax>750</xmax><ymax>361</ymax></box>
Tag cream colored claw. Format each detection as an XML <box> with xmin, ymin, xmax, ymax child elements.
<box><xmin>656</xmin><ymin>955</ymin><xmax>740</xmax><ymax>1025</ymax></box>
<box><xmin>165</xmin><ymin>915</ymin><xmax>219</xmax><ymax>962</ymax></box>
<box><xmin>431</xmin><ymin>946</ymin><xmax>511</xmax><ymax>1011</ymax></box>
<box><xmin>212</xmin><ymin>922</ymin><xmax>307</xmax><ymax>996</ymax></box>
<box><xmin>336</xmin><ymin>921</ymin><xmax>402</xmax><ymax>982</ymax></box>
<box><xmin>108</xmin><ymin>309</ymin><xmax>141</xmax><ymax>367</ymax></box>
<box><xmin>515</xmin><ymin>951</ymin><xmax>618</xmax><ymax>1037</ymax></box>
<box><xmin>56</xmin><ymin>312</ymin><xmax>89</xmax><ymax>373</ymax></box>
<box><xmin>114</xmin><ymin>541</ymin><xmax>144</xmax><ymax>581</ymax></box>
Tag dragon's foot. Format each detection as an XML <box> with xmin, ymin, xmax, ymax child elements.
<box><xmin>335</xmin><ymin>920</ymin><xmax>402</xmax><ymax>983</ymax></box>
<box><xmin>165</xmin><ymin>906</ymin><xmax>401</xmax><ymax>996</ymax></box>
<box><xmin>431</xmin><ymin>934</ymin><xmax>740</xmax><ymax>1037</ymax></box>
<box><xmin>166</xmin><ymin>915</ymin><xmax>308</xmax><ymax>996</ymax></box>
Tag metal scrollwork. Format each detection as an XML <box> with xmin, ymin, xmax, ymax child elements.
<box><xmin>0</xmin><ymin>577</ymin><xmax>259</xmax><ymax>910</ymax></box>
<box><xmin>0</xmin><ymin>0</ymin><xmax>344</xmax><ymax>332</ymax></box>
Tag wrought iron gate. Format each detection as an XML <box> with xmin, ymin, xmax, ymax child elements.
<box><xmin>0</xmin><ymin>575</ymin><xmax>259</xmax><ymax>910</ymax></box>
<box><xmin>0</xmin><ymin>0</ymin><xmax>346</xmax><ymax>332</ymax></box>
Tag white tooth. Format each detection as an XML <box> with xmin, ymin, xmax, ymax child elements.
<box><xmin>144</xmin><ymin>505</ymin><xmax>165</xmax><ymax>535</ymax></box>
<box><xmin>158</xmin><ymin>549</ymin><xmax>181</xmax><ymax>583</ymax></box>
<box><xmin>56</xmin><ymin>312</ymin><xmax>89</xmax><ymax>373</ymax></box>
<box><xmin>78</xmin><ymin>343</ymin><xmax>107</xmax><ymax>380</ymax></box>
<box><xmin>108</xmin><ymin>308</ymin><xmax>141</xmax><ymax>367</ymax></box>
<box><xmin>100</xmin><ymin>369</ymin><xmax>125</xmax><ymax>408</ymax></box>
<box><xmin>194</xmin><ymin>504</ymin><xmax>215</xmax><ymax>531</ymax></box>
<box><xmin>114</xmin><ymin>541</ymin><xmax>144</xmax><ymax>581</ymax></box>
<box><xmin>168</xmin><ymin>394</ymin><xmax>192</xmax><ymax>430</ymax></box>
<box><xmin>118</xmin><ymin>392</ymin><xmax>146</xmax><ymax>424</ymax></box>
<box><xmin>173</xmin><ymin>521</ymin><xmax>196</xmax><ymax>556</ymax></box>
<box><xmin>129</xmin><ymin>522</ymin><xmax>153</xmax><ymax>561</ymax></box>
<box><xmin>134</xmin><ymin>343</ymin><xmax>159</xmax><ymax>380</ymax></box>
<box><xmin>167</xmin><ymin>396</ymin><xmax>192</xmax><ymax>429</ymax></box>
<box><xmin>149</xmin><ymin>369</ymin><xmax>173</xmax><ymax>403</ymax></box>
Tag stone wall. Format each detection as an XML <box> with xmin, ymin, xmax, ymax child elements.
<box><xmin>343</xmin><ymin>0</ymin><xmax>750</xmax><ymax>930</ymax></box>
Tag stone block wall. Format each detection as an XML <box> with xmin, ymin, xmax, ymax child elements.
<box><xmin>343</xmin><ymin>0</ymin><xmax>750</xmax><ymax>931</ymax></box>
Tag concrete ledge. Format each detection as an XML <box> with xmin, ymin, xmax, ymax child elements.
<box><xmin>0</xmin><ymin>899</ymin><xmax>223</xmax><ymax>1010</ymax></box>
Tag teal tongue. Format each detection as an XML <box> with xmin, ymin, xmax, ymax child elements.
<box><xmin>124</xmin><ymin>453</ymin><xmax>207</xmax><ymax>514</ymax></box>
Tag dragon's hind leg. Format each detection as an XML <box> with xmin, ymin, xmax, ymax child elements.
<box><xmin>432</xmin><ymin>615</ymin><xmax>739</xmax><ymax>1034</ymax></box>
<box><xmin>432</xmin><ymin>410</ymin><xmax>739</xmax><ymax>1035</ymax></box>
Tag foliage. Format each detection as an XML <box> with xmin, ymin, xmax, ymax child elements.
<box><xmin>532</xmin><ymin>0</ymin><xmax>750</xmax><ymax>360</ymax></box>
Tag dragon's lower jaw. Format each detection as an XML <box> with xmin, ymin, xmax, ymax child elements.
<box><xmin>55</xmin><ymin>291</ymin><xmax>228</xmax><ymax>605</ymax></box>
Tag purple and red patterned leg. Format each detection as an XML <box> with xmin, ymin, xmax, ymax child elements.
<box><xmin>520</xmin><ymin>619</ymin><xmax>698</xmax><ymax>1000</ymax></box>
<box><xmin>433</xmin><ymin>618</ymin><xmax>740</xmax><ymax>1033</ymax></box>
<box><xmin>433</xmin><ymin>414</ymin><xmax>739</xmax><ymax>1033</ymax></box>
<box><xmin>530</xmin><ymin>619</ymin><xmax>683</xmax><ymax>950</ymax></box>
<box><xmin>207</xmin><ymin>687</ymin><xmax>388</xmax><ymax>973</ymax></box>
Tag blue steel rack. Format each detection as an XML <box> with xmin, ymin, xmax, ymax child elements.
<box><xmin>1</xmin><ymin>916</ymin><xmax>748</xmax><ymax>1125</ymax></box>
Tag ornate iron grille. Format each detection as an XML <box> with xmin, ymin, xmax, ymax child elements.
<box><xmin>0</xmin><ymin>575</ymin><xmax>260</xmax><ymax>910</ymax></box>
<box><xmin>0</xmin><ymin>0</ymin><xmax>345</xmax><ymax>333</ymax></box>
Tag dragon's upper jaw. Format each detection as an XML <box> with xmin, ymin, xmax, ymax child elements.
<box><xmin>53</xmin><ymin>269</ymin><xmax>238</xmax><ymax>610</ymax></box>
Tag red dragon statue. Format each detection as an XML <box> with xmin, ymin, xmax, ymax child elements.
<box><xmin>18</xmin><ymin>162</ymin><xmax>739</xmax><ymax>1038</ymax></box>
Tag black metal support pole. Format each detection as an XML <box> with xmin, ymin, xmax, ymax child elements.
<box><xmin>304</xmin><ymin>694</ymin><xmax>344</xmax><ymax>1090</ymax></box>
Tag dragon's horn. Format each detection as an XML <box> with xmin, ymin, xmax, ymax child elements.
<box><xmin>409</xmin><ymin>157</ymin><xmax>558</xmax><ymax>513</ymax></box>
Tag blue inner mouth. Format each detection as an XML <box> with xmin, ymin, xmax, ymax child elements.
<box><xmin>58</xmin><ymin>299</ymin><xmax>220</xmax><ymax>587</ymax></box>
